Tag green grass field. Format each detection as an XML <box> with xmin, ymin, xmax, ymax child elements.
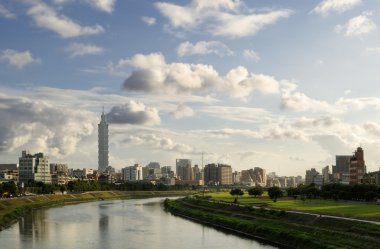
<box><xmin>209</xmin><ymin>192</ymin><xmax>380</xmax><ymax>220</ymax></box>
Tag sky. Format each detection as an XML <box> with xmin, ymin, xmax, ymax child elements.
<box><xmin>1</xmin><ymin>0</ymin><xmax>380</xmax><ymax>176</ymax></box>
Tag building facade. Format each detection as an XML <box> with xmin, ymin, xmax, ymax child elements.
<box><xmin>218</xmin><ymin>164</ymin><xmax>232</xmax><ymax>185</ymax></box>
<box><xmin>349</xmin><ymin>147</ymin><xmax>366</xmax><ymax>185</ymax></box>
<box><xmin>122</xmin><ymin>164</ymin><xmax>143</xmax><ymax>181</ymax></box>
<box><xmin>19</xmin><ymin>150</ymin><xmax>51</xmax><ymax>184</ymax></box>
<box><xmin>98</xmin><ymin>110</ymin><xmax>109</xmax><ymax>172</ymax></box>
<box><xmin>176</xmin><ymin>159</ymin><xmax>191</xmax><ymax>181</ymax></box>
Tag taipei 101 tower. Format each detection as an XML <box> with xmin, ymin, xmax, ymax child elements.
<box><xmin>98</xmin><ymin>108</ymin><xmax>109</xmax><ymax>172</ymax></box>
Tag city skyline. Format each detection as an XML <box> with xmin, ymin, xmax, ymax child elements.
<box><xmin>2</xmin><ymin>0</ymin><xmax>380</xmax><ymax>176</ymax></box>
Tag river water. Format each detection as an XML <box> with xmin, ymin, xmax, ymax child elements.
<box><xmin>0</xmin><ymin>197</ymin><xmax>277</xmax><ymax>249</ymax></box>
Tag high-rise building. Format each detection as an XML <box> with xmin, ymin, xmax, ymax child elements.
<box><xmin>98</xmin><ymin>110</ymin><xmax>109</xmax><ymax>172</ymax></box>
<box><xmin>335</xmin><ymin>155</ymin><xmax>351</xmax><ymax>174</ymax></box>
<box><xmin>349</xmin><ymin>147</ymin><xmax>366</xmax><ymax>185</ymax></box>
<box><xmin>322</xmin><ymin>166</ymin><xmax>330</xmax><ymax>184</ymax></box>
<box><xmin>122</xmin><ymin>164</ymin><xmax>143</xmax><ymax>181</ymax></box>
<box><xmin>176</xmin><ymin>159</ymin><xmax>191</xmax><ymax>180</ymax></box>
<box><xmin>204</xmin><ymin>163</ymin><xmax>218</xmax><ymax>184</ymax></box>
<box><xmin>240</xmin><ymin>167</ymin><xmax>266</xmax><ymax>186</ymax></box>
<box><xmin>305</xmin><ymin>168</ymin><xmax>319</xmax><ymax>185</ymax></box>
<box><xmin>218</xmin><ymin>164</ymin><xmax>232</xmax><ymax>185</ymax></box>
<box><xmin>204</xmin><ymin>163</ymin><xmax>232</xmax><ymax>185</ymax></box>
<box><xmin>19</xmin><ymin>150</ymin><xmax>51</xmax><ymax>184</ymax></box>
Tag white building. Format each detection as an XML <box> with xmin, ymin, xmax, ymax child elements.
<box><xmin>19</xmin><ymin>150</ymin><xmax>51</xmax><ymax>184</ymax></box>
<box><xmin>98</xmin><ymin>110</ymin><xmax>109</xmax><ymax>172</ymax></box>
<box><xmin>122</xmin><ymin>164</ymin><xmax>143</xmax><ymax>181</ymax></box>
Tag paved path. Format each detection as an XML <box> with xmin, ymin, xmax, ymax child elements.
<box><xmin>282</xmin><ymin>209</ymin><xmax>380</xmax><ymax>225</ymax></box>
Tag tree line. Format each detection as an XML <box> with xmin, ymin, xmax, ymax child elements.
<box><xmin>0</xmin><ymin>180</ymin><xmax>193</xmax><ymax>197</ymax></box>
<box><xmin>229</xmin><ymin>183</ymin><xmax>380</xmax><ymax>203</ymax></box>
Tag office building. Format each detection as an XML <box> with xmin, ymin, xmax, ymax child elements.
<box><xmin>19</xmin><ymin>150</ymin><xmax>51</xmax><ymax>184</ymax></box>
<box><xmin>122</xmin><ymin>164</ymin><xmax>143</xmax><ymax>181</ymax></box>
<box><xmin>176</xmin><ymin>159</ymin><xmax>191</xmax><ymax>181</ymax></box>
<box><xmin>349</xmin><ymin>147</ymin><xmax>366</xmax><ymax>185</ymax></box>
<box><xmin>98</xmin><ymin>110</ymin><xmax>109</xmax><ymax>172</ymax></box>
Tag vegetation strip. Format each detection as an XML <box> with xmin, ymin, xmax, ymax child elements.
<box><xmin>164</xmin><ymin>197</ymin><xmax>380</xmax><ymax>249</ymax></box>
<box><xmin>0</xmin><ymin>191</ymin><xmax>190</xmax><ymax>231</ymax></box>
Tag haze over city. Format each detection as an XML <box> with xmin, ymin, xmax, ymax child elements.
<box><xmin>2</xmin><ymin>0</ymin><xmax>380</xmax><ymax>176</ymax></box>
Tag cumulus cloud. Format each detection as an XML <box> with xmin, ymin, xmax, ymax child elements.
<box><xmin>0</xmin><ymin>4</ymin><xmax>16</xmax><ymax>19</ymax></box>
<box><xmin>177</xmin><ymin>40</ymin><xmax>234</xmax><ymax>57</ymax></box>
<box><xmin>106</xmin><ymin>101</ymin><xmax>161</xmax><ymax>125</ymax></box>
<box><xmin>85</xmin><ymin>0</ymin><xmax>116</xmax><ymax>13</ymax></box>
<box><xmin>243</xmin><ymin>49</ymin><xmax>260</xmax><ymax>61</ymax></box>
<box><xmin>141</xmin><ymin>16</ymin><xmax>156</xmax><ymax>26</ymax></box>
<box><xmin>156</xmin><ymin>0</ymin><xmax>292</xmax><ymax>38</ymax></box>
<box><xmin>280</xmin><ymin>81</ymin><xmax>330</xmax><ymax>112</ymax></box>
<box><xmin>313</xmin><ymin>0</ymin><xmax>362</xmax><ymax>15</ymax></box>
<box><xmin>335</xmin><ymin>12</ymin><xmax>376</xmax><ymax>36</ymax></box>
<box><xmin>0</xmin><ymin>93</ymin><xmax>95</xmax><ymax>157</ymax></box>
<box><xmin>65</xmin><ymin>43</ymin><xmax>104</xmax><ymax>57</ymax></box>
<box><xmin>335</xmin><ymin>97</ymin><xmax>380</xmax><ymax>111</ymax></box>
<box><xmin>363</xmin><ymin>122</ymin><xmax>380</xmax><ymax>137</ymax></box>
<box><xmin>121</xmin><ymin>52</ymin><xmax>279</xmax><ymax>99</ymax></box>
<box><xmin>171</xmin><ymin>104</ymin><xmax>194</xmax><ymax>119</ymax></box>
<box><xmin>26</xmin><ymin>0</ymin><xmax>104</xmax><ymax>38</ymax></box>
<box><xmin>123</xmin><ymin>133</ymin><xmax>194</xmax><ymax>154</ymax></box>
<box><xmin>0</xmin><ymin>49</ymin><xmax>40</xmax><ymax>69</ymax></box>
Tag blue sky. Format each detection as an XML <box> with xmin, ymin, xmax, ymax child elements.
<box><xmin>1</xmin><ymin>0</ymin><xmax>380</xmax><ymax>176</ymax></box>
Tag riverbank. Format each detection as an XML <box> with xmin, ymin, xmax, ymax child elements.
<box><xmin>0</xmin><ymin>190</ymin><xmax>191</xmax><ymax>231</ymax></box>
<box><xmin>164</xmin><ymin>197</ymin><xmax>380</xmax><ymax>249</ymax></box>
<box><xmin>209</xmin><ymin>192</ymin><xmax>380</xmax><ymax>221</ymax></box>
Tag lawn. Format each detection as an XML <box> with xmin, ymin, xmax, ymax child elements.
<box><xmin>208</xmin><ymin>192</ymin><xmax>380</xmax><ymax>220</ymax></box>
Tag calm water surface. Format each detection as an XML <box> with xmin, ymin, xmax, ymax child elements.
<box><xmin>0</xmin><ymin>197</ymin><xmax>277</xmax><ymax>249</ymax></box>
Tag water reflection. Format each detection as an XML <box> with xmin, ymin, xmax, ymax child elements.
<box><xmin>0</xmin><ymin>198</ymin><xmax>277</xmax><ymax>249</ymax></box>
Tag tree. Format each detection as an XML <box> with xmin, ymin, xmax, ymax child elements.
<box><xmin>248</xmin><ymin>186</ymin><xmax>263</xmax><ymax>197</ymax></box>
<box><xmin>268</xmin><ymin>186</ymin><xmax>283</xmax><ymax>202</ymax></box>
<box><xmin>60</xmin><ymin>185</ymin><xmax>67</xmax><ymax>194</ymax></box>
<box><xmin>230</xmin><ymin>188</ymin><xmax>244</xmax><ymax>203</ymax></box>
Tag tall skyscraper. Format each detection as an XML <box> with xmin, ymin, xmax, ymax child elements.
<box><xmin>98</xmin><ymin>110</ymin><xmax>109</xmax><ymax>172</ymax></box>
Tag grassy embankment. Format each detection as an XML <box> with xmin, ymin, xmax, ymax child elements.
<box><xmin>209</xmin><ymin>192</ymin><xmax>380</xmax><ymax>221</ymax></box>
<box><xmin>0</xmin><ymin>190</ymin><xmax>189</xmax><ymax>230</ymax></box>
<box><xmin>164</xmin><ymin>197</ymin><xmax>380</xmax><ymax>249</ymax></box>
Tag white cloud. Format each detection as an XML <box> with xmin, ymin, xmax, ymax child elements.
<box><xmin>366</xmin><ymin>47</ymin><xmax>380</xmax><ymax>53</ymax></box>
<box><xmin>122</xmin><ymin>133</ymin><xmax>194</xmax><ymax>154</ymax></box>
<box><xmin>171</xmin><ymin>104</ymin><xmax>194</xmax><ymax>119</ymax></box>
<box><xmin>66</xmin><ymin>43</ymin><xmax>104</xmax><ymax>57</ymax></box>
<box><xmin>85</xmin><ymin>0</ymin><xmax>116</xmax><ymax>13</ymax></box>
<box><xmin>177</xmin><ymin>40</ymin><xmax>234</xmax><ymax>57</ymax></box>
<box><xmin>141</xmin><ymin>16</ymin><xmax>156</xmax><ymax>26</ymax></box>
<box><xmin>0</xmin><ymin>4</ymin><xmax>16</xmax><ymax>19</ymax></box>
<box><xmin>313</xmin><ymin>0</ymin><xmax>362</xmax><ymax>15</ymax></box>
<box><xmin>121</xmin><ymin>52</ymin><xmax>279</xmax><ymax>99</ymax></box>
<box><xmin>202</xmin><ymin>106</ymin><xmax>273</xmax><ymax>124</ymax></box>
<box><xmin>106</xmin><ymin>101</ymin><xmax>161</xmax><ymax>125</ymax></box>
<box><xmin>335</xmin><ymin>97</ymin><xmax>380</xmax><ymax>111</ymax></box>
<box><xmin>335</xmin><ymin>12</ymin><xmax>376</xmax><ymax>36</ymax></box>
<box><xmin>0</xmin><ymin>49</ymin><xmax>40</xmax><ymax>69</ymax></box>
<box><xmin>156</xmin><ymin>0</ymin><xmax>293</xmax><ymax>38</ymax></box>
<box><xmin>0</xmin><ymin>93</ymin><xmax>95</xmax><ymax>157</ymax></box>
<box><xmin>26</xmin><ymin>0</ymin><xmax>104</xmax><ymax>38</ymax></box>
<box><xmin>243</xmin><ymin>49</ymin><xmax>260</xmax><ymax>61</ymax></box>
<box><xmin>280</xmin><ymin>81</ymin><xmax>331</xmax><ymax>112</ymax></box>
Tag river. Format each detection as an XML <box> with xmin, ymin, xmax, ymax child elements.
<box><xmin>0</xmin><ymin>197</ymin><xmax>277</xmax><ymax>249</ymax></box>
